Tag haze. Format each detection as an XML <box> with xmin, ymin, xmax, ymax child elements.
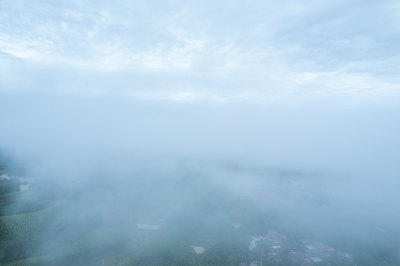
<box><xmin>1</xmin><ymin>1</ymin><xmax>400</xmax><ymax>265</ymax></box>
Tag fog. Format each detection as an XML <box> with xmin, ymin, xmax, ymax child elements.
<box><xmin>1</xmin><ymin>0</ymin><xmax>400</xmax><ymax>265</ymax></box>
<box><xmin>1</xmin><ymin>92</ymin><xmax>400</xmax><ymax>264</ymax></box>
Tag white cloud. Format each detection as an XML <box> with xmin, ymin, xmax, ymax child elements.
<box><xmin>0</xmin><ymin>0</ymin><xmax>399</xmax><ymax>103</ymax></box>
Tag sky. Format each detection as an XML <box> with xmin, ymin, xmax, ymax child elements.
<box><xmin>1</xmin><ymin>0</ymin><xmax>400</xmax><ymax>103</ymax></box>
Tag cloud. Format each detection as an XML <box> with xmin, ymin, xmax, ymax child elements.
<box><xmin>0</xmin><ymin>0</ymin><xmax>399</xmax><ymax>102</ymax></box>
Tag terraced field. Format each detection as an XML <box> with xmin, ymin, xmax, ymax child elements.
<box><xmin>0</xmin><ymin>176</ymin><xmax>261</xmax><ymax>266</ymax></box>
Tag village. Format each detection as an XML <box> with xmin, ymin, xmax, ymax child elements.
<box><xmin>247</xmin><ymin>230</ymin><xmax>355</xmax><ymax>266</ymax></box>
<box><xmin>132</xmin><ymin>217</ymin><xmax>356</xmax><ymax>266</ymax></box>
<box><xmin>0</xmin><ymin>169</ymin><xmax>32</xmax><ymax>193</ymax></box>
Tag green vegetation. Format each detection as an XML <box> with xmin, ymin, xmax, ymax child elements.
<box><xmin>0</xmin><ymin>175</ymin><xmax>269</xmax><ymax>266</ymax></box>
